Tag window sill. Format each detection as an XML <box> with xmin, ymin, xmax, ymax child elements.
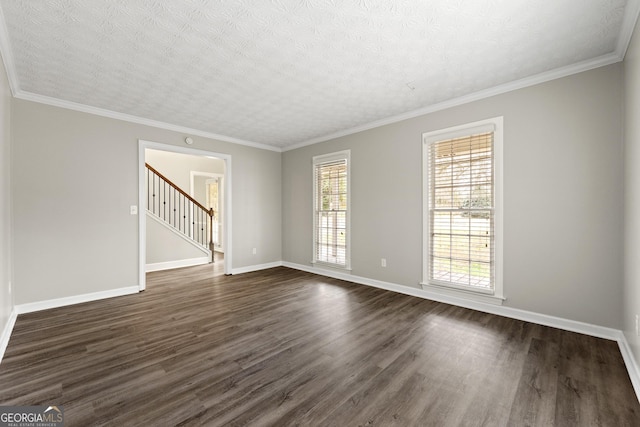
<box><xmin>420</xmin><ymin>282</ymin><xmax>505</xmax><ymax>306</ymax></box>
<box><xmin>312</xmin><ymin>261</ymin><xmax>352</xmax><ymax>273</ymax></box>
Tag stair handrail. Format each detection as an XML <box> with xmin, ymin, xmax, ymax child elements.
<box><xmin>145</xmin><ymin>162</ymin><xmax>215</xmax><ymax>262</ymax></box>
<box><xmin>146</xmin><ymin>163</ymin><xmax>210</xmax><ymax>213</ymax></box>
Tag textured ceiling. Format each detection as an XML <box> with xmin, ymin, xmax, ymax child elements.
<box><xmin>0</xmin><ymin>0</ymin><xmax>637</xmax><ymax>150</ymax></box>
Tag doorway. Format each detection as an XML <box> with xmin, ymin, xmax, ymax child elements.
<box><xmin>138</xmin><ymin>139</ymin><xmax>232</xmax><ymax>291</ymax></box>
<box><xmin>190</xmin><ymin>171</ymin><xmax>224</xmax><ymax>254</ymax></box>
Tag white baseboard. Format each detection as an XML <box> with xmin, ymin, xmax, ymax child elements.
<box><xmin>231</xmin><ymin>261</ymin><xmax>283</xmax><ymax>275</ymax></box>
<box><xmin>2</xmin><ymin>259</ymin><xmax>639</xmax><ymax>404</ymax></box>
<box><xmin>284</xmin><ymin>261</ymin><xmax>640</xmax><ymax>402</ymax></box>
<box><xmin>146</xmin><ymin>257</ymin><xmax>209</xmax><ymax>272</ymax></box>
<box><xmin>282</xmin><ymin>261</ymin><xmax>620</xmax><ymax>341</ymax></box>
<box><xmin>618</xmin><ymin>332</ymin><xmax>640</xmax><ymax>402</ymax></box>
<box><xmin>15</xmin><ymin>286</ymin><xmax>140</xmax><ymax>315</ymax></box>
<box><xmin>0</xmin><ymin>308</ymin><xmax>17</xmax><ymax>365</ymax></box>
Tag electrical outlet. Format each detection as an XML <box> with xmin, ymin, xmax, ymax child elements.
<box><xmin>636</xmin><ymin>314</ymin><xmax>639</xmax><ymax>336</ymax></box>
<box><xmin>252</xmin><ymin>248</ymin><xmax>257</xmax><ymax>255</ymax></box>
<box><xmin>381</xmin><ymin>258</ymin><xmax>387</xmax><ymax>267</ymax></box>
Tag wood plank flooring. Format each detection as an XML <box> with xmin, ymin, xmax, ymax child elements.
<box><xmin>0</xmin><ymin>265</ymin><xmax>638</xmax><ymax>426</ymax></box>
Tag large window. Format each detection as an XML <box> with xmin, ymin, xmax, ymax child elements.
<box><xmin>422</xmin><ymin>118</ymin><xmax>503</xmax><ymax>302</ymax></box>
<box><xmin>313</xmin><ymin>150</ymin><xmax>350</xmax><ymax>269</ymax></box>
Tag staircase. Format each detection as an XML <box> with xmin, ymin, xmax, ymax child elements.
<box><xmin>145</xmin><ymin>163</ymin><xmax>215</xmax><ymax>263</ymax></box>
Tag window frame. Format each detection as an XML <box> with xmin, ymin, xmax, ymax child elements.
<box><xmin>312</xmin><ymin>150</ymin><xmax>351</xmax><ymax>270</ymax></box>
<box><xmin>421</xmin><ymin>117</ymin><xmax>504</xmax><ymax>304</ymax></box>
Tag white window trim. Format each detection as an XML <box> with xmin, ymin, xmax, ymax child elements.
<box><xmin>421</xmin><ymin>117</ymin><xmax>504</xmax><ymax>305</ymax></box>
<box><xmin>312</xmin><ymin>150</ymin><xmax>352</xmax><ymax>271</ymax></box>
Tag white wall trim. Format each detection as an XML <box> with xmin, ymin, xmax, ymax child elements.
<box><xmin>618</xmin><ymin>332</ymin><xmax>640</xmax><ymax>402</ymax></box>
<box><xmin>0</xmin><ymin>2</ymin><xmax>636</xmax><ymax>154</ymax></box>
<box><xmin>190</xmin><ymin>170</ymin><xmax>224</xmax><ymax>197</ymax></box>
<box><xmin>2</xmin><ymin>47</ymin><xmax>633</xmax><ymax>157</ymax></box>
<box><xmin>617</xmin><ymin>0</ymin><xmax>640</xmax><ymax>59</ymax></box>
<box><xmin>0</xmin><ymin>309</ymin><xmax>17</xmax><ymax>365</ymax></box>
<box><xmin>9</xmin><ymin>54</ymin><xmax>623</xmax><ymax>154</ymax></box>
<box><xmin>420</xmin><ymin>282</ymin><xmax>505</xmax><ymax>305</ymax></box>
<box><xmin>14</xmin><ymin>286</ymin><xmax>139</xmax><ymax>315</ymax></box>
<box><xmin>282</xmin><ymin>261</ymin><xmax>621</xmax><ymax>340</ymax></box>
<box><xmin>231</xmin><ymin>261</ymin><xmax>283</xmax><ymax>275</ymax></box>
<box><xmin>421</xmin><ymin>117</ymin><xmax>503</xmax><ymax>302</ymax></box>
<box><xmin>139</xmin><ymin>140</ymin><xmax>233</xmax><ymax>291</ymax></box>
<box><xmin>146</xmin><ymin>211</ymin><xmax>211</xmax><ymax>256</ymax></box>
<box><xmin>13</xmin><ymin>91</ymin><xmax>281</xmax><ymax>152</ymax></box>
<box><xmin>283</xmin><ymin>53</ymin><xmax>621</xmax><ymax>151</ymax></box>
<box><xmin>189</xmin><ymin>170</ymin><xmax>225</xmax><ymax>252</ymax></box>
<box><xmin>283</xmin><ymin>261</ymin><xmax>640</xmax><ymax>402</ymax></box>
<box><xmin>312</xmin><ymin>150</ymin><xmax>351</xmax><ymax>269</ymax></box>
<box><xmin>146</xmin><ymin>257</ymin><xmax>209</xmax><ymax>272</ymax></box>
<box><xmin>3</xmin><ymin>259</ymin><xmax>639</xmax><ymax>403</ymax></box>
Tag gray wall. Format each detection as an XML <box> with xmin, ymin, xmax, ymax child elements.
<box><xmin>283</xmin><ymin>63</ymin><xmax>624</xmax><ymax>329</ymax></box>
<box><xmin>145</xmin><ymin>148</ymin><xmax>225</xmax><ymax>197</ymax></box>
<box><xmin>0</xmin><ymin>51</ymin><xmax>12</xmax><ymax>339</ymax></box>
<box><xmin>12</xmin><ymin>99</ymin><xmax>281</xmax><ymax>305</ymax></box>
<box><xmin>1</xmin><ymin>34</ymin><xmax>632</xmax><ymax>340</ymax></box>
<box><xmin>146</xmin><ymin>216</ymin><xmax>208</xmax><ymax>265</ymax></box>
<box><xmin>193</xmin><ymin>176</ymin><xmax>207</xmax><ymax>207</ymax></box>
<box><xmin>624</xmin><ymin>16</ymin><xmax>640</xmax><ymax>371</ymax></box>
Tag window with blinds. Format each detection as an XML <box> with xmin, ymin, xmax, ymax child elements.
<box><xmin>423</xmin><ymin>118</ymin><xmax>503</xmax><ymax>299</ymax></box>
<box><xmin>313</xmin><ymin>151</ymin><xmax>350</xmax><ymax>268</ymax></box>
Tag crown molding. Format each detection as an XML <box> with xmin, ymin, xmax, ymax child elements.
<box><xmin>0</xmin><ymin>1</ymin><xmax>281</xmax><ymax>153</ymax></box>
<box><xmin>282</xmin><ymin>52</ymin><xmax>622</xmax><ymax>151</ymax></box>
<box><xmin>13</xmin><ymin>90</ymin><xmax>282</xmax><ymax>152</ymax></box>
<box><xmin>1</xmin><ymin>1</ymin><xmax>639</xmax><ymax>154</ymax></box>
<box><xmin>12</xmin><ymin>49</ymin><xmax>624</xmax><ymax>155</ymax></box>
<box><xmin>283</xmin><ymin>1</ymin><xmax>640</xmax><ymax>151</ymax></box>
<box><xmin>617</xmin><ymin>0</ymin><xmax>640</xmax><ymax>59</ymax></box>
<box><xmin>12</xmin><ymin>47</ymin><xmax>623</xmax><ymax>155</ymax></box>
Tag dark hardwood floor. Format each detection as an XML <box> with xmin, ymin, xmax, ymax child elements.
<box><xmin>0</xmin><ymin>265</ymin><xmax>638</xmax><ymax>426</ymax></box>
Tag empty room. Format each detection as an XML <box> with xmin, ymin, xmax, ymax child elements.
<box><xmin>2</xmin><ymin>0</ymin><xmax>640</xmax><ymax>425</ymax></box>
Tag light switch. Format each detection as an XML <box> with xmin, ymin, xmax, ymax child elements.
<box><xmin>130</xmin><ymin>205</ymin><xmax>138</xmax><ymax>215</ymax></box>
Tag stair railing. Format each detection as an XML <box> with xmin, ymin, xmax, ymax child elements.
<box><xmin>145</xmin><ymin>163</ymin><xmax>215</xmax><ymax>263</ymax></box>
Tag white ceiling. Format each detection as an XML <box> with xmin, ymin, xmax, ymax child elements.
<box><xmin>0</xmin><ymin>0</ymin><xmax>638</xmax><ymax>151</ymax></box>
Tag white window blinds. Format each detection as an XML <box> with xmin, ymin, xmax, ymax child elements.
<box><xmin>313</xmin><ymin>152</ymin><xmax>349</xmax><ymax>268</ymax></box>
<box><xmin>427</xmin><ymin>131</ymin><xmax>495</xmax><ymax>291</ymax></box>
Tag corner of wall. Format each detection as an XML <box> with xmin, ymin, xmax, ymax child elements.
<box><xmin>0</xmin><ymin>308</ymin><xmax>16</xmax><ymax>364</ymax></box>
<box><xmin>624</xmin><ymin>4</ymin><xmax>640</xmax><ymax>390</ymax></box>
<box><xmin>0</xmin><ymin>38</ymin><xmax>14</xmax><ymax>364</ymax></box>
